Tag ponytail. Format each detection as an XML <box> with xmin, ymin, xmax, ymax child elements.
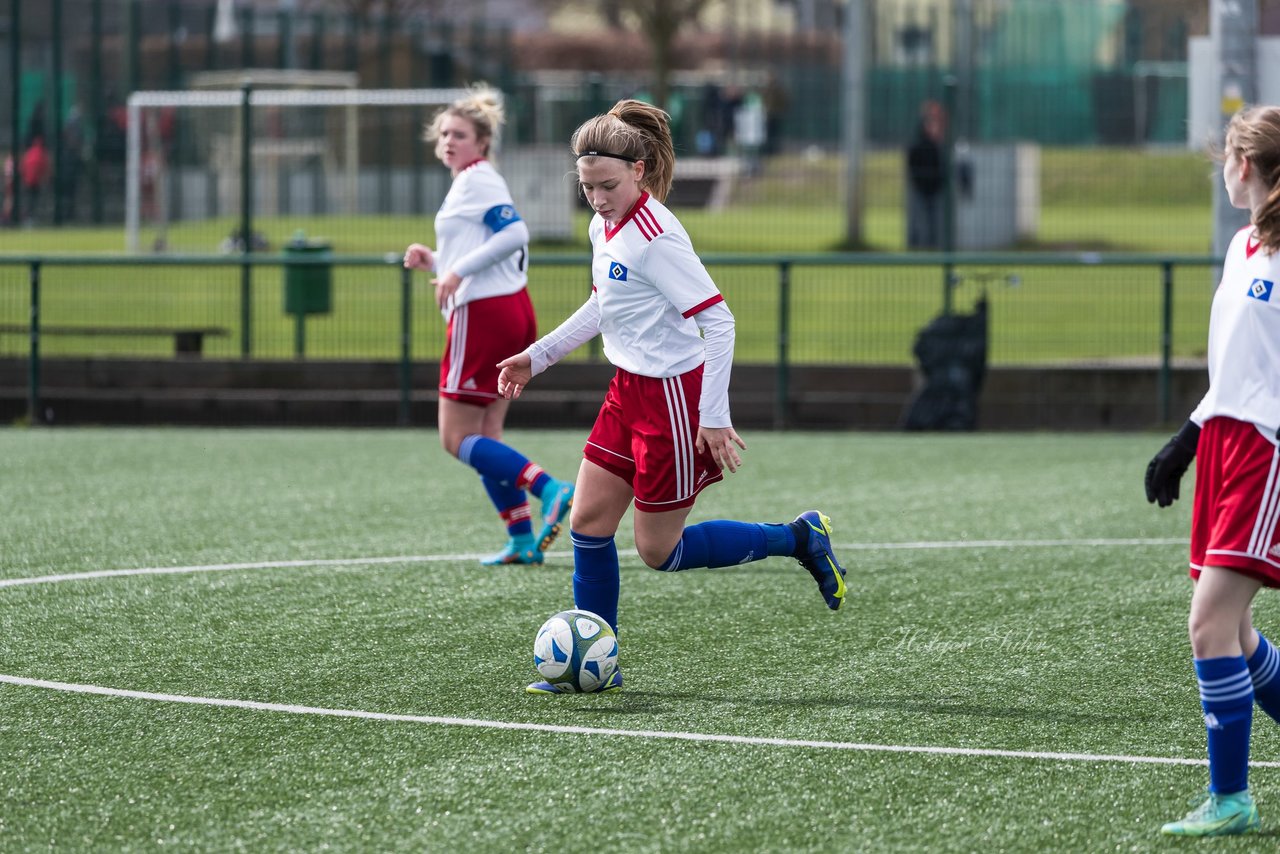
<box><xmin>571</xmin><ymin>99</ymin><xmax>676</xmax><ymax>203</ymax></box>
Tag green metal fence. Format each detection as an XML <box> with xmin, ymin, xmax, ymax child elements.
<box><xmin>0</xmin><ymin>252</ymin><xmax>1218</xmax><ymax>427</ymax></box>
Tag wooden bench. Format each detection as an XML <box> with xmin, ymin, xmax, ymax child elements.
<box><xmin>0</xmin><ymin>324</ymin><xmax>231</xmax><ymax>357</ymax></box>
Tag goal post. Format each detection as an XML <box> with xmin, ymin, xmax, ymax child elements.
<box><xmin>125</xmin><ymin>84</ymin><xmax>473</xmax><ymax>253</ymax></box>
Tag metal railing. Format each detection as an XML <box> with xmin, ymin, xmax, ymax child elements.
<box><xmin>0</xmin><ymin>252</ymin><xmax>1219</xmax><ymax>427</ymax></box>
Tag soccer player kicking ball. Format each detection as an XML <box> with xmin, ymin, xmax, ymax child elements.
<box><xmin>497</xmin><ymin>99</ymin><xmax>848</xmax><ymax>695</ymax></box>
<box><xmin>1145</xmin><ymin>105</ymin><xmax>1280</xmax><ymax>837</ymax></box>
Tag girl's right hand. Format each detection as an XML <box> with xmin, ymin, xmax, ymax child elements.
<box><xmin>403</xmin><ymin>243</ymin><xmax>435</xmax><ymax>271</ymax></box>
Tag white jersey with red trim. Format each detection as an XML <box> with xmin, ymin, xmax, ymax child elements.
<box><xmin>589</xmin><ymin>192</ymin><xmax>724</xmax><ymax>378</ymax></box>
<box><xmin>434</xmin><ymin>160</ymin><xmax>528</xmax><ymax>315</ymax></box>
<box><xmin>1190</xmin><ymin>226</ymin><xmax>1280</xmax><ymax>435</ymax></box>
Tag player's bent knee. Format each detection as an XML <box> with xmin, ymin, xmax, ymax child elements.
<box><xmin>636</xmin><ymin>542</ymin><xmax>678</xmax><ymax>571</ymax></box>
<box><xmin>1188</xmin><ymin>610</ymin><xmax>1241</xmax><ymax>658</ymax></box>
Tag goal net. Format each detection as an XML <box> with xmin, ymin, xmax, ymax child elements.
<box><xmin>125</xmin><ymin>80</ymin><xmax>472</xmax><ymax>253</ymax></box>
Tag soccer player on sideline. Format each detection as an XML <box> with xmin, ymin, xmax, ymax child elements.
<box><xmin>1145</xmin><ymin>105</ymin><xmax>1280</xmax><ymax>837</ymax></box>
<box><xmin>496</xmin><ymin>99</ymin><xmax>849</xmax><ymax>695</ymax></box>
<box><xmin>403</xmin><ymin>87</ymin><xmax>573</xmax><ymax>566</ymax></box>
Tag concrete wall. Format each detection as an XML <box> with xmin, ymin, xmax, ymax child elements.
<box><xmin>0</xmin><ymin>358</ymin><xmax>1208</xmax><ymax>431</ymax></box>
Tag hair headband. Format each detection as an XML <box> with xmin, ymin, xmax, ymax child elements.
<box><xmin>576</xmin><ymin>150</ymin><xmax>638</xmax><ymax>163</ymax></box>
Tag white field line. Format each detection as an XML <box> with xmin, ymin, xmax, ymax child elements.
<box><xmin>0</xmin><ymin>537</ymin><xmax>1210</xmax><ymax>771</ymax></box>
<box><xmin>0</xmin><ymin>538</ymin><xmax>1188</xmax><ymax>589</ymax></box>
<box><xmin>844</xmin><ymin>537</ymin><xmax>1187</xmax><ymax>550</ymax></box>
<box><xmin>0</xmin><ymin>554</ymin><xmax>476</xmax><ymax>589</ymax></box>
<box><xmin>1</xmin><ymin>672</ymin><xmax>1269</xmax><ymax>769</ymax></box>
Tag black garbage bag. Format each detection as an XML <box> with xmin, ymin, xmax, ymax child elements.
<box><xmin>902</xmin><ymin>297</ymin><xmax>988</xmax><ymax>431</ymax></box>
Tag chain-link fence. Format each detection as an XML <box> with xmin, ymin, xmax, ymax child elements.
<box><xmin>0</xmin><ymin>0</ymin><xmax>1211</xmax><ymax>256</ymax></box>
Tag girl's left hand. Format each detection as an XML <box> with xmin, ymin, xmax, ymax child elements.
<box><xmin>496</xmin><ymin>353</ymin><xmax>534</xmax><ymax>399</ymax></box>
<box><xmin>433</xmin><ymin>271</ymin><xmax>462</xmax><ymax>310</ymax></box>
<box><xmin>697</xmin><ymin>426</ymin><xmax>746</xmax><ymax>473</ymax></box>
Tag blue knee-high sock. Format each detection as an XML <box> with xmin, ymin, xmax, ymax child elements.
<box><xmin>571</xmin><ymin>531</ymin><xmax>620</xmax><ymax>634</ymax></box>
<box><xmin>481</xmin><ymin>476</ymin><xmax>532</xmax><ymax>538</ymax></box>
<box><xmin>658</xmin><ymin>521</ymin><xmax>797</xmax><ymax>571</ymax></box>
<box><xmin>1195</xmin><ymin>656</ymin><xmax>1254</xmax><ymax>794</ymax></box>
<box><xmin>457</xmin><ymin>435</ymin><xmax>551</xmax><ymax>495</ymax></box>
<box><xmin>1247</xmin><ymin>633</ymin><xmax>1280</xmax><ymax>724</ymax></box>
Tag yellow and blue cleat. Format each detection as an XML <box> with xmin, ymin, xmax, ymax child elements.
<box><xmin>536</xmin><ymin>479</ymin><xmax>575</xmax><ymax>554</ymax></box>
<box><xmin>1161</xmin><ymin>789</ymin><xmax>1261</xmax><ymax>837</ymax></box>
<box><xmin>526</xmin><ymin>669</ymin><xmax>623</xmax><ymax>695</ymax></box>
<box><xmin>480</xmin><ymin>534</ymin><xmax>544</xmax><ymax>566</ymax></box>
<box><xmin>795</xmin><ymin>510</ymin><xmax>847</xmax><ymax>610</ymax></box>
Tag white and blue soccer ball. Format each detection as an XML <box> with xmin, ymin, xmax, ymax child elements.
<box><xmin>533</xmin><ymin>609</ymin><xmax>619</xmax><ymax>693</ymax></box>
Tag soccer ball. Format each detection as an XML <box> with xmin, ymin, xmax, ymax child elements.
<box><xmin>532</xmin><ymin>609</ymin><xmax>619</xmax><ymax>693</ymax></box>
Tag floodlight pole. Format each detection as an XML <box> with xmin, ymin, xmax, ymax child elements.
<box><xmin>240</xmin><ymin>82</ymin><xmax>254</xmax><ymax>359</ymax></box>
<box><xmin>9</xmin><ymin>0</ymin><xmax>21</xmax><ymax>226</ymax></box>
<box><xmin>90</xmin><ymin>0</ymin><xmax>103</xmax><ymax>223</ymax></box>
<box><xmin>840</xmin><ymin>0</ymin><xmax>866</xmax><ymax>248</ymax></box>
<box><xmin>942</xmin><ymin>75</ymin><xmax>958</xmax><ymax>316</ymax></box>
<box><xmin>51</xmin><ymin>0</ymin><xmax>63</xmax><ymax>225</ymax></box>
<box><xmin>1211</xmin><ymin>0</ymin><xmax>1257</xmax><ymax>261</ymax></box>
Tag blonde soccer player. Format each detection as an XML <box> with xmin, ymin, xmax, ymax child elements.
<box><xmin>403</xmin><ymin>87</ymin><xmax>573</xmax><ymax>566</ymax></box>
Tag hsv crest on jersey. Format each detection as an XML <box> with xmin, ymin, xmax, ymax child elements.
<box><xmin>608</xmin><ymin>261</ymin><xmax>628</xmax><ymax>282</ymax></box>
<box><xmin>1248</xmin><ymin>278</ymin><xmax>1274</xmax><ymax>302</ymax></box>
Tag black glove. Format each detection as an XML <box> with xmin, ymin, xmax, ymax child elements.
<box><xmin>1144</xmin><ymin>420</ymin><xmax>1200</xmax><ymax>508</ymax></box>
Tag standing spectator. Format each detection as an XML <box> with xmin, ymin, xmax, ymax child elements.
<box><xmin>733</xmin><ymin>89</ymin><xmax>766</xmax><ymax>177</ymax></box>
<box><xmin>59</xmin><ymin>105</ymin><xmax>86</xmax><ymax>221</ymax></box>
<box><xmin>20</xmin><ymin>135</ymin><xmax>51</xmax><ymax>225</ymax></box>
<box><xmin>696</xmin><ymin>82</ymin><xmax>726</xmax><ymax>156</ymax></box>
<box><xmin>906</xmin><ymin>100</ymin><xmax>948</xmax><ymax>250</ymax></box>
<box><xmin>402</xmin><ymin>86</ymin><xmax>575</xmax><ymax>567</ymax></box>
<box><xmin>2</xmin><ymin>154</ymin><xmax>14</xmax><ymax>226</ymax></box>
<box><xmin>1144</xmin><ymin>105</ymin><xmax>1280</xmax><ymax>837</ymax></box>
<box><xmin>762</xmin><ymin>72</ymin><xmax>789</xmax><ymax>156</ymax></box>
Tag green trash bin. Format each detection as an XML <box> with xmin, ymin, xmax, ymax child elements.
<box><xmin>283</xmin><ymin>231</ymin><xmax>332</xmax><ymax>357</ymax></box>
<box><xmin>283</xmin><ymin>232</ymin><xmax>332</xmax><ymax>315</ymax></box>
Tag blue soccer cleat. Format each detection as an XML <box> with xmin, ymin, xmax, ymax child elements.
<box><xmin>795</xmin><ymin>510</ymin><xmax>848</xmax><ymax>610</ymax></box>
<box><xmin>536</xmin><ymin>478</ymin><xmax>575</xmax><ymax>554</ymax></box>
<box><xmin>526</xmin><ymin>668</ymin><xmax>623</xmax><ymax>695</ymax></box>
<box><xmin>480</xmin><ymin>534</ymin><xmax>544</xmax><ymax>566</ymax></box>
<box><xmin>1161</xmin><ymin>789</ymin><xmax>1261</xmax><ymax>837</ymax></box>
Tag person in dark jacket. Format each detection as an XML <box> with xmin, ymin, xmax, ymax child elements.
<box><xmin>906</xmin><ymin>100</ymin><xmax>948</xmax><ymax>250</ymax></box>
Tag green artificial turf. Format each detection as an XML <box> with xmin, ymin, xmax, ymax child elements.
<box><xmin>1</xmin><ymin>428</ymin><xmax>1269</xmax><ymax>851</ymax></box>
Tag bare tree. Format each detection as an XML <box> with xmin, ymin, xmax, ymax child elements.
<box><xmin>620</xmin><ymin>0</ymin><xmax>710</xmax><ymax>109</ymax></box>
<box><xmin>537</xmin><ymin>0</ymin><xmax>710</xmax><ymax>109</ymax></box>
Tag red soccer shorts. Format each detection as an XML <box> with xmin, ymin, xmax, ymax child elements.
<box><xmin>582</xmin><ymin>365</ymin><xmax>725</xmax><ymax>512</ymax></box>
<box><xmin>439</xmin><ymin>289</ymin><xmax>536</xmax><ymax>407</ymax></box>
<box><xmin>1190</xmin><ymin>416</ymin><xmax>1280</xmax><ymax>586</ymax></box>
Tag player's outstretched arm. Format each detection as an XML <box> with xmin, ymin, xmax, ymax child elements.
<box><xmin>696</xmin><ymin>425</ymin><xmax>746</xmax><ymax>474</ymax></box>
<box><xmin>496</xmin><ymin>353</ymin><xmax>534</xmax><ymax>400</ymax></box>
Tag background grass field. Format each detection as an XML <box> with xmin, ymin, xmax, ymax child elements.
<box><xmin>0</xmin><ymin>147</ymin><xmax>1214</xmax><ymax>257</ymax></box>
<box><xmin>3</xmin><ymin>427</ymin><xmax>1275</xmax><ymax>851</ymax></box>
<box><xmin>0</xmin><ymin>255</ymin><xmax>1218</xmax><ymax>366</ymax></box>
<box><xmin>0</xmin><ymin>146</ymin><xmax>1220</xmax><ymax>366</ymax></box>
